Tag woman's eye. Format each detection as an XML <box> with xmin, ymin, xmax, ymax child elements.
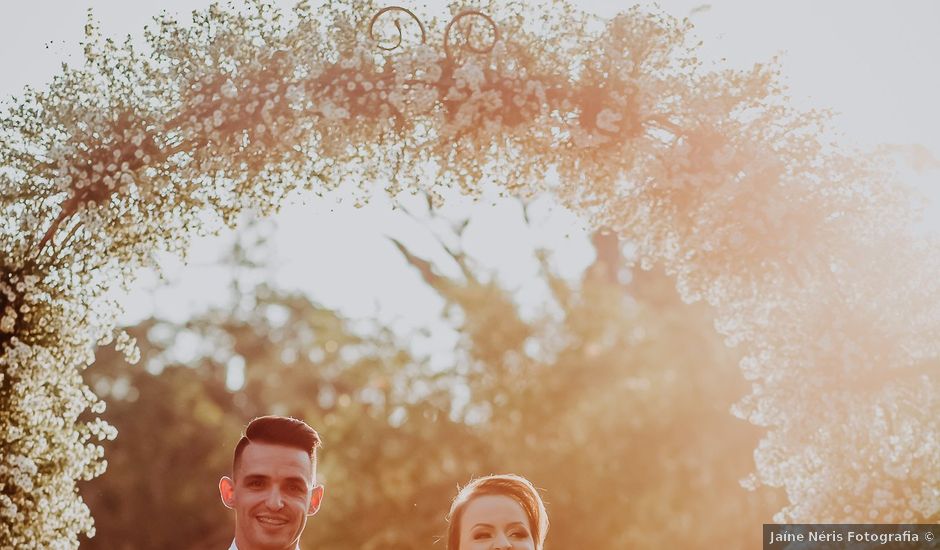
<box><xmin>510</xmin><ymin>530</ymin><xmax>531</xmax><ymax>539</ymax></box>
<box><xmin>473</xmin><ymin>532</ymin><xmax>491</xmax><ymax>540</ymax></box>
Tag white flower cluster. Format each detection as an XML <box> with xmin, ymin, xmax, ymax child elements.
<box><xmin>452</xmin><ymin>57</ymin><xmax>486</xmax><ymax>93</ymax></box>
<box><xmin>0</xmin><ymin>335</ymin><xmax>109</xmax><ymax>547</ymax></box>
<box><xmin>114</xmin><ymin>330</ymin><xmax>140</xmax><ymax>365</ymax></box>
<box><xmin>392</xmin><ymin>43</ymin><xmax>443</xmax><ymax>87</ymax></box>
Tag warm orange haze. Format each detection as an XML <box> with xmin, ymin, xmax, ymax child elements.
<box><xmin>0</xmin><ymin>1</ymin><xmax>938</xmax><ymax>549</ymax></box>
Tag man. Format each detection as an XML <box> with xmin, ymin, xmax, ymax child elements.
<box><xmin>219</xmin><ymin>416</ymin><xmax>325</xmax><ymax>550</ymax></box>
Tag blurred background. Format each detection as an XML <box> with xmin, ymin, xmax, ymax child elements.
<box><xmin>2</xmin><ymin>0</ymin><xmax>938</xmax><ymax>548</ymax></box>
<box><xmin>80</xmin><ymin>193</ymin><xmax>784</xmax><ymax>549</ymax></box>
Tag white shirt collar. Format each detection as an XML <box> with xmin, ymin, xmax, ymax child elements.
<box><xmin>229</xmin><ymin>540</ymin><xmax>300</xmax><ymax>550</ymax></box>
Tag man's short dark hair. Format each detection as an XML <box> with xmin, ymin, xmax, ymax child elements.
<box><xmin>232</xmin><ymin>416</ymin><xmax>321</xmax><ymax>477</ymax></box>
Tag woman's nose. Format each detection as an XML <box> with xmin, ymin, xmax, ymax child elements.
<box><xmin>493</xmin><ymin>532</ymin><xmax>513</xmax><ymax>549</ymax></box>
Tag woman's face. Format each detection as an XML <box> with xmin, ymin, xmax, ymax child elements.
<box><xmin>458</xmin><ymin>494</ymin><xmax>536</xmax><ymax>550</ymax></box>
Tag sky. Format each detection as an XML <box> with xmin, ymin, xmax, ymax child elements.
<box><xmin>2</xmin><ymin>1</ymin><xmax>939</xmax><ymax>369</ymax></box>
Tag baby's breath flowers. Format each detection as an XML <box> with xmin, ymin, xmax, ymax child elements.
<box><xmin>1</xmin><ymin>0</ymin><xmax>938</xmax><ymax>546</ymax></box>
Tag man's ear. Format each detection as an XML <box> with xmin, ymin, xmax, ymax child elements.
<box><xmin>307</xmin><ymin>484</ymin><xmax>325</xmax><ymax>516</ymax></box>
<box><xmin>219</xmin><ymin>476</ymin><xmax>236</xmax><ymax>509</ymax></box>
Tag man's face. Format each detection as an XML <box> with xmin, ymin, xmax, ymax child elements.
<box><xmin>219</xmin><ymin>442</ymin><xmax>324</xmax><ymax>550</ymax></box>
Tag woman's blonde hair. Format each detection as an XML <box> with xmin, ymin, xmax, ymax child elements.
<box><xmin>446</xmin><ymin>474</ymin><xmax>549</xmax><ymax>550</ymax></box>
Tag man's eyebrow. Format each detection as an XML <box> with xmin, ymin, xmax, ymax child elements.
<box><xmin>241</xmin><ymin>474</ymin><xmax>268</xmax><ymax>481</ymax></box>
<box><xmin>282</xmin><ymin>476</ymin><xmax>309</xmax><ymax>485</ymax></box>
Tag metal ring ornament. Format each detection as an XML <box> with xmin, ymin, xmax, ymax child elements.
<box><xmin>443</xmin><ymin>10</ymin><xmax>499</xmax><ymax>59</ymax></box>
<box><xmin>368</xmin><ymin>6</ymin><xmax>427</xmax><ymax>51</ymax></box>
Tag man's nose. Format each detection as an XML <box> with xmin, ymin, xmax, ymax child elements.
<box><xmin>265</xmin><ymin>487</ymin><xmax>285</xmax><ymax>510</ymax></box>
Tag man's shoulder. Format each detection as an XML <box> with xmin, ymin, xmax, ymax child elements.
<box><xmin>227</xmin><ymin>541</ymin><xmax>299</xmax><ymax>550</ymax></box>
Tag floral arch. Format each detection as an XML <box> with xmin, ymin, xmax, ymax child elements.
<box><xmin>1</xmin><ymin>0</ymin><xmax>938</xmax><ymax>546</ymax></box>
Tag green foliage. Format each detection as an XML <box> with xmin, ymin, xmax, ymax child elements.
<box><xmin>80</xmin><ymin>217</ymin><xmax>782</xmax><ymax>549</ymax></box>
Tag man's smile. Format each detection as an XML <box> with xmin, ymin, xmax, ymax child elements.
<box><xmin>256</xmin><ymin>514</ymin><xmax>289</xmax><ymax>527</ymax></box>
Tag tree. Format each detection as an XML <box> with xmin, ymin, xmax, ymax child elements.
<box><xmin>392</xmin><ymin>209</ymin><xmax>784</xmax><ymax>548</ymax></box>
<box><xmin>81</xmin><ymin>256</ymin><xmax>480</xmax><ymax>548</ymax></box>
<box><xmin>81</xmin><ymin>204</ymin><xmax>784</xmax><ymax>548</ymax></box>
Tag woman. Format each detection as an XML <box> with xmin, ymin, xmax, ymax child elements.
<box><xmin>446</xmin><ymin>474</ymin><xmax>549</xmax><ymax>550</ymax></box>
